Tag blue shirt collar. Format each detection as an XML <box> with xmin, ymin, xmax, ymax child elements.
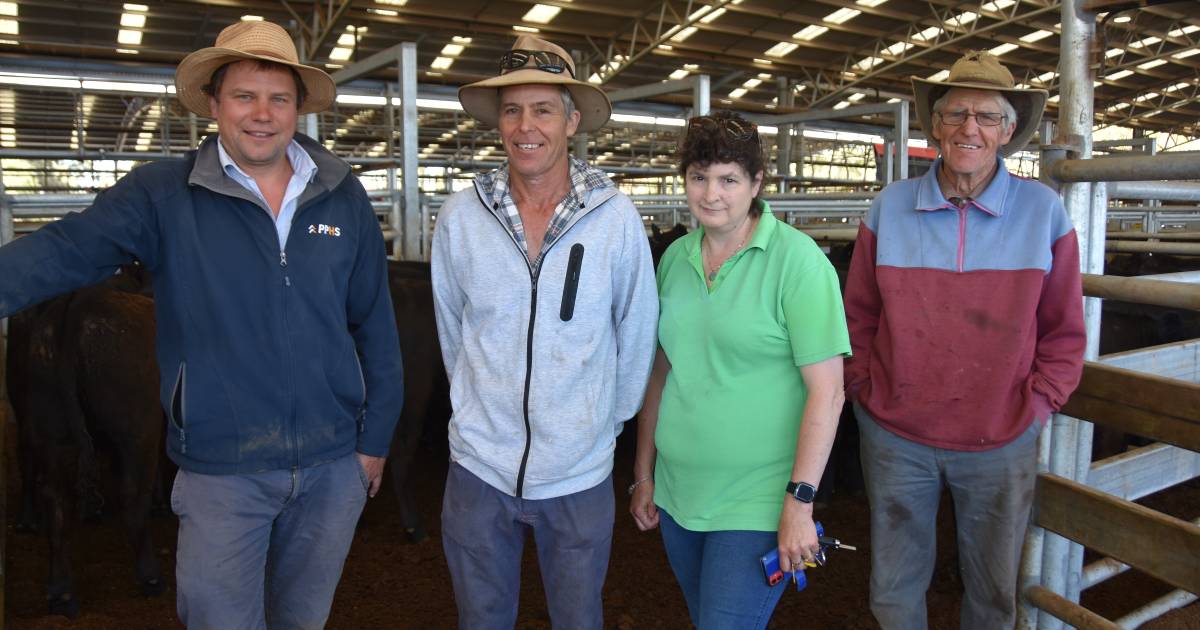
<box><xmin>915</xmin><ymin>157</ymin><xmax>1009</xmax><ymax>217</ymax></box>
<box><xmin>216</xmin><ymin>137</ymin><xmax>318</xmax><ymax>186</ymax></box>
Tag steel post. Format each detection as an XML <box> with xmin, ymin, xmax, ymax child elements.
<box><xmin>692</xmin><ymin>74</ymin><xmax>710</xmax><ymax>116</ymax></box>
<box><xmin>1051</xmin><ymin>153</ymin><xmax>1200</xmax><ymax>183</ymax></box>
<box><xmin>399</xmin><ymin>42</ymin><xmax>421</xmax><ymax>260</ymax></box>
<box><xmin>893</xmin><ymin>100</ymin><xmax>909</xmax><ymax>182</ymax></box>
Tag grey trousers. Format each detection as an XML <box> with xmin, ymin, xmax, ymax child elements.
<box><xmin>856</xmin><ymin>404</ymin><xmax>1040</xmax><ymax>630</ymax></box>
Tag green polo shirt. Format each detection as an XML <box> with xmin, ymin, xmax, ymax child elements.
<box><xmin>653</xmin><ymin>208</ymin><xmax>850</xmax><ymax>532</ymax></box>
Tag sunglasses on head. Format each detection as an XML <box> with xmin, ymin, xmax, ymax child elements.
<box><xmin>499</xmin><ymin>49</ymin><xmax>575</xmax><ymax>78</ymax></box>
<box><xmin>687</xmin><ymin>115</ymin><xmax>758</xmax><ymax>142</ymax></box>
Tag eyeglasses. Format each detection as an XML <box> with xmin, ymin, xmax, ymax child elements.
<box><xmin>499</xmin><ymin>49</ymin><xmax>575</xmax><ymax>78</ymax></box>
<box><xmin>687</xmin><ymin>115</ymin><xmax>758</xmax><ymax>142</ymax></box>
<box><xmin>936</xmin><ymin>110</ymin><xmax>1007</xmax><ymax>127</ymax></box>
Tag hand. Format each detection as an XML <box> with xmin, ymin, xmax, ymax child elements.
<box><xmin>357</xmin><ymin>453</ymin><xmax>386</xmax><ymax>498</ymax></box>
<box><xmin>777</xmin><ymin>498</ymin><xmax>819</xmax><ymax>574</ymax></box>
<box><xmin>629</xmin><ymin>481</ymin><xmax>659</xmax><ymax>531</ymax></box>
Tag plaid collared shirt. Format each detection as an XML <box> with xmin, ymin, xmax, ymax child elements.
<box><xmin>486</xmin><ymin>156</ymin><xmax>613</xmax><ymax>272</ymax></box>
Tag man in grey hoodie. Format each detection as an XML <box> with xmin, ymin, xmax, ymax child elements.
<box><xmin>432</xmin><ymin>35</ymin><xmax>658</xmax><ymax>629</ymax></box>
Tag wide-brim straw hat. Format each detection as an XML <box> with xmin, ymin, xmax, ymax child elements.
<box><xmin>175</xmin><ymin>21</ymin><xmax>336</xmax><ymax>117</ymax></box>
<box><xmin>459</xmin><ymin>35</ymin><xmax>612</xmax><ymax>133</ymax></box>
<box><xmin>912</xmin><ymin>50</ymin><xmax>1048</xmax><ymax>157</ymax></box>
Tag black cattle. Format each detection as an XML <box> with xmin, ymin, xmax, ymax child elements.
<box><xmin>649</xmin><ymin>223</ymin><xmax>689</xmax><ymax>266</ymax></box>
<box><xmin>385</xmin><ymin>260</ymin><xmax>448</xmax><ymax>543</ymax></box>
<box><xmin>7</xmin><ymin>271</ymin><xmax>164</xmax><ymax>617</ymax></box>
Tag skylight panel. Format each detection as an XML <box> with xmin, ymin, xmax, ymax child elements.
<box><xmin>329</xmin><ymin>47</ymin><xmax>353</xmax><ymax>62</ymax></box>
<box><xmin>1105</xmin><ymin>48</ymin><xmax>1124</xmax><ymax>58</ymax></box>
<box><xmin>669</xmin><ymin>68</ymin><xmax>689</xmax><ymax>80</ymax></box>
<box><xmin>980</xmin><ymin>0</ymin><xmax>1015</xmax><ymax>11</ymax></box>
<box><xmin>1129</xmin><ymin>36</ymin><xmax>1161</xmax><ymax>48</ymax></box>
<box><xmin>742</xmin><ymin>78</ymin><xmax>762</xmax><ymax>89</ymax></box>
<box><xmin>700</xmin><ymin>8</ymin><xmax>725</xmax><ymax>23</ymax></box>
<box><xmin>431</xmin><ymin>56</ymin><xmax>454</xmax><ymax>70</ymax></box>
<box><xmin>522</xmin><ymin>4</ymin><xmax>561</xmax><ymax>24</ymax></box>
<box><xmin>824</xmin><ymin>8</ymin><xmax>861</xmax><ymax>24</ymax></box>
<box><xmin>1035</xmin><ymin>71</ymin><xmax>1056</xmax><ymax>83</ymax></box>
<box><xmin>1165</xmin><ymin>81</ymin><xmax>1191</xmax><ymax>92</ymax></box>
<box><xmin>1174</xmin><ymin>48</ymin><xmax>1200</xmax><ymax>59</ymax></box>
<box><xmin>848</xmin><ymin>92</ymin><xmax>865</xmax><ymax>102</ymax></box>
<box><xmin>441</xmin><ymin>44</ymin><xmax>464</xmax><ymax>56</ymax></box>
<box><xmin>670</xmin><ymin>26</ymin><xmax>698</xmax><ymax>42</ymax></box>
<box><xmin>989</xmin><ymin>43</ymin><xmax>1018</xmax><ymax>56</ymax></box>
<box><xmin>123</xmin><ymin>3</ymin><xmax>148</xmax><ymax>10</ymax></box>
<box><xmin>1020</xmin><ymin>30</ymin><xmax>1053</xmax><ymax>43</ymax></box>
<box><xmin>121</xmin><ymin>13</ymin><xmax>146</xmax><ymax>27</ymax></box>
<box><xmin>854</xmin><ymin>56</ymin><xmax>884</xmax><ymax>71</ymax></box>
<box><xmin>927</xmin><ymin>69</ymin><xmax>950</xmax><ymax>81</ymax></box>
<box><xmin>794</xmin><ymin>25</ymin><xmax>828</xmax><ymax>41</ymax></box>
<box><xmin>1138</xmin><ymin>59</ymin><xmax>1167</xmax><ymax>69</ymax></box>
<box><xmin>728</xmin><ymin>88</ymin><xmax>747</xmax><ymax>98</ymax></box>
<box><xmin>883</xmin><ymin>41</ymin><xmax>913</xmax><ymax>56</ymax></box>
<box><xmin>912</xmin><ymin>26</ymin><xmax>942</xmax><ymax>42</ymax></box>
<box><xmin>240</xmin><ymin>15</ymin><xmax>263</xmax><ymax>21</ymax></box>
<box><xmin>1167</xmin><ymin>25</ymin><xmax>1200</xmax><ymax>38</ymax></box>
<box><xmin>1106</xmin><ymin>69</ymin><xmax>1133</xmax><ymax>80</ymax></box>
<box><xmin>117</xmin><ymin>30</ymin><xmax>143</xmax><ymax>45</ymax></box>
<box><xmin>856</xmin><ymin>0</ymin><xmax>887</xmax><ymax>6</ymax></box>
<box><xmin>1134</xmin><ymin>91</ymin><xmax>1159</xmax><ymax>101</ymax></box>
<box><xmin>833</xmin><ymin>101</ymin><xmax>851</xmax><ymax>109</ymax></box>
<box><xmin>945</xmin><ymin>12</ymin><xmax>978</xmax><ymax>29</ymax></box>
<box><xmin>765</xmin><ymin>41</ymin><xmax>798</xmax><ymax>57</ymax></box>
<box><xmin>513</xmin><ymin>25</ymin><xmax>540</xmax><ymax>33</ymax></box>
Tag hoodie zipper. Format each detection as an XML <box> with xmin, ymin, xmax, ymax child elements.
<box><xmin>473</xmin><ymin>186</ymin><xmax>612</xmax><ymax>497</ymax></box>
<box><xmin>956</xmin><ymin>206</ymin><xmax>967</xmax><ymax>272</ymax></box>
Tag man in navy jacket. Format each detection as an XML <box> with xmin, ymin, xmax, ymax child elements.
<box><xmin>0</xmin><ymin>21</ymin><xmax>403</xmax><ymax>628</ymax></box>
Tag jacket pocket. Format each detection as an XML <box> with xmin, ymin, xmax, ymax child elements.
<box><xmin>559</xmin><ymin>243</ymin><xmax>585</xmax><ymax>321</ymax></box>
<box><xmin>169</xmin><ymin>362</ymin><xmax>187</xmax><ymax>454</ymax></box>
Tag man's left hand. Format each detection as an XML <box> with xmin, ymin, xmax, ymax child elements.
<box><xmin>357</xmin><ymin>453</ymin><xmax>387</xmax><ymax>498</ymax></box>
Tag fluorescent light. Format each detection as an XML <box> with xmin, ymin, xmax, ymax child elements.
<box><xmin>670</xmin><ymin>26</ymin><xmax>697</xmax><ymax>42</ymax></box>
<box><xmin>794</xmin><ymin>25</ymin><xmax>828</xmax><ymax>41</ymax></box>
<box><xmin>1020</xmin><ymin>30</ymin><xmax>1053</xmax><ymax>43</ymax></box>
<box><xmin>1134</xmin><ymin>91</ymin><xmax>1159</xmax><ymax>102</ymax></box>
<box><xmin>117</xmin><ymin>30</ymin><xmax>143</xmax><ymax>45</ymax></box>
<box><xmin>980</xmin><ymin>0</ymin><xmax>1015</xmax><ymax>10</ymax></box>
<box><xmin>946</xmin><ymin>12</ymin><xmax>978</xmax><ymax>28</ymax></box>
<box><xmin>441</xmin><ymin>44</ymin><xmax>464</xmax><ymax>56</ymax></box>
<box><xmin>82</xmin><ymin>80</ymin><xmax>168</xmax><ymax>93</ymax></box>
<box><xmin>683</xmin><ymin>63</ymin><xmax>699</xmax><ymax>71</ymax></box>
<box><xmin>513</xmin><ymin>25</ymin><xmax>540</xmax><ymax>33</ymax></box>
<box><xmin>854</xmin><ymin>56</ymin><xmax>884</xmax><ymax>70</ymax></box>
<box><xmin>848</xmin><ymin>92</ymin><xmax>865</xmax><ymax>102</ymax></box>
<box><xmin>742</xmin><ymin>78</ymin><xmax>761</xmax><ymax>88</ymax></box>
<box><xmin>522</xmin><ymin>4</ymin><xmax>561</xmax><ymax>24</ymax></box>
<box><xmin>1174</xmin><ymin>48</ymin><xmax>1200</xmax><ymax>59</ymax></box>
<box><xmin>883</xmin><ymin>41</ymin><xmax>913</xmax><ymax>56</ymax></box>
<box><xmin>329</xmin><ymin>47</ymin><xmax>352</xmax><ymax>61</ymax></box>
<box><xmin>0</xmin><ymin>18</ymin><xmax>15</xmax><ymax>34</ymax></box>
<box><xmin>0</xmin><ymin>2</ymin><xmax>15</xmax><ymax>17</ymax></box>
<box><xmin>1129</xmin><ymin>36</ymin><xmax>1161</xmax><ymax>48</ymax></box>
<box><xmin>431</xmin><ymin>56</ymin><xmax>454</xmax><ymax>70</ymax></box>
<box><xmin>824</xmin><ymin>8</ymin><xmax>861</xmax><ymax>24</ymax></box>
<box><xmin>1108</xmin><ymin>102</ymin><xmax>1130</xmax><ymax>110</ymax></box>
<box><xmin>856</xmin><ymin>0</ymin><xmax>887</xmax><ymax>6</ymax></box>
<box><xmin>1107</xmin><ymin>69</ymin><xmax>1133</xmax><ymax>80</ymax></box>
<box><xmin>376</xmin><ymin>0</ymin><xmax>408</xmax><ymax>6</ymax></box>
<box><xmin>240</xmin><ymin>15</ymin><xmax>263</xmax><ymax>22</ymax></box>
<box><xmin>990</xmin><ymin>43</ymin><xmax>1018</xmax><ymax>56</ymax></box>
<box><xmin>765</xmin><ymin>41</ymin><xmax>798</xmax><ymax>57</ymax></box>
<box><xmin>121</xmin><ymin>13</ymin><xmax>146</xmax><ymax>27</ymax></box>
<box><xmin>116</xmin><ymin>48</ymin><xmax>139</xmax><ymax>55</ymax></box>
<box><xmin>1105</xmin><ymin>48</ymin><xmax>1123</xmax><ymax>58</ymax></box>
<box><xmin>757</xmin><ymin>73</ymin><xmax>772</xmax><ymax>79</ymax></box>
<box><xmin>368</xmin><ymin>8</ymin><xmax>399</xmax><ymax>16</ymax></box>
<box><xmin>1165</xmin><ymin>81</ymin><xmax>1191</xmax><ymax>92</ymax></box>
<box><xmin>728</xmin><ymin>88</ymin><xmax>747</xmax><ymax>98</ymax></box>
<box><xmin>453</xmin><ymin>36</ymin><xmax>472</xmax><ymax>43</ymax></box>
<box><xmin>669</xmin><ymin>69</ymin><xmax>689</xmax><ymax>80</ymax></box>
<box><xmin>337</xmin><ymin>33</ymin><xmax>356</xmax><ymax>46</ymax></box>
<box><xmin>1138</xmin><ymin>59</ymin><xmax>1167</xmax><ymax>69</ymax></box>
<box><xmin>833</xmin><ymin>101</ymin><xmax>850</xmax><ymax>109</ymax></box>
<box><xmin>123</xmin><ymin>3</ymin><xmax>148</xmax><ymax>10</ymax></box>
<box><xmin>1113</xmin><ymin>15</ymin><xmax>1131</xmax><ymax>23</ymax></box>
<box><xmin>1167</xmin><ymin>25</ymin><xmax>1200</xmax><ymax>37</ymax></box>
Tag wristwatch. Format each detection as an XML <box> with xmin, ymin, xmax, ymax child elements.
<box><xmin>785</xmin><ymin>481</ymin><xmax>817</xmax><ymax>503</ymax></box>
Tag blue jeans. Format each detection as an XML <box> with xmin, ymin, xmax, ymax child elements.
<box><xmin>658</xmin><ymin>509</ymin><xmax>786</xmax><ymax>630</ymax></box>
<box><xmin>441</xmin><ymin>462</ymin><xmax>614</xmax><ymax>630</ymax></box>
<box><xmin>171</xmin><ymin>452</ymin><xmax>369</xmax><ymax>630</ymax></box>
<box><xmin>856</xmin><ymin>404</ymin><xmax>1040</xmax><ymax>630</ymax></box>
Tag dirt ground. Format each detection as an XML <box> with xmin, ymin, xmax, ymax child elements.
<box><xmin>3</xmin><ymin>412</ymin><xmax>1198</xmax><ymax>630</ymax></box>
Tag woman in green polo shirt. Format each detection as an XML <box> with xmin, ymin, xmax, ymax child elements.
<box><xmin>629</xmin><ymin>110</ymin><xmax>850</xmax><ymax>630</ymax></box>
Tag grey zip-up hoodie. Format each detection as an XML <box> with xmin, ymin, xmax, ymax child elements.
<box><xmin>431</xmin><ymin>162</ymin><xmax>658</xmax><ymax>499</ymax></box>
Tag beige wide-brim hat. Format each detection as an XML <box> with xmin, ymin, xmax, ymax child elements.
<box><xmin>459</xmin><ymin>35</ymin><xmax>612</xmax><ymax>133</ymax></box>
<box><xmin>912</xmin><ymin>50</ymin><xmax>1048</xmax><ymax>157</ymax></box>
<box><xmin>175</xmin><ymin>21</ymin><xmax>336</xmax><ymax>117</ymax></box>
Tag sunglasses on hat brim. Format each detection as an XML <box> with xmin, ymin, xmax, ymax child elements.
<box><xmin>499</xmin><ymin>49</ymin><xmax>575</xmax><ymax>79</ymax></box>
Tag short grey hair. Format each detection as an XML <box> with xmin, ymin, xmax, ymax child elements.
<box><xmin>932</xmin><ymin>88</ymin><xmax>1017</xmax><ymax>126</ymax></box>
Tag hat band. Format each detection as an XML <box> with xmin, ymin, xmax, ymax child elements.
<box><xmin>240</xmin><ymin>47</ymin><xmax>297</xmax><ymax>63</ymax></box>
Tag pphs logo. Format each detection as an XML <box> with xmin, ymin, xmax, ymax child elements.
<box><xmin>308</xmin><ymin>223</ymin><xmax>342</xmax><ymax>237</ymax></box>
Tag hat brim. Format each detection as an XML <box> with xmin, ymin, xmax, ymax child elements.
<box><xmin>912</xmin><ymin>77</ymin><xmax>1048</xmax><ymax>157</ymax></box>
<box><xmin>458</xmin><ymin>68</ymin><xmax>612</xmax><ymax>133</ymax></box>
<box><xmin>175</xmin><ymin>47</ymin><xmax>336</xmax><ymax>117</ymax></box>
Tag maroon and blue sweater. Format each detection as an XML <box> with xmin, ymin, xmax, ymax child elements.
<box><xmin>844</xmin><ymin>158</ymin><xmax>1086</xmax><ymax>451</ymax></box>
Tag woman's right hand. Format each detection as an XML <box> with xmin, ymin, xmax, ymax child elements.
<box><xmin>630</xmin><ymin>481</ymin><xmax>659</xmax><ymax>531</ymax></box>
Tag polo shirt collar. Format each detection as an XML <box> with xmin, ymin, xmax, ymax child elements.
<box><xmin>915</xmin><ymin>157</ymin><xmax>1009</xmax><ymax>217</ymax></box>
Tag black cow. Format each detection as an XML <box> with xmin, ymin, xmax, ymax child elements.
<box><xmin>7</xmin><ymin>271</ymin><xmax>164</xmax><ymax>617</ymax></box>
<box><xmin>384</xmin><ymin>260</ymin><xmax>449</xmax><ymax>543</ymax></box>
<box><xmin>649</xmin><ymin>223</ymin><xmax>689</xmax><ymax>267</ymax></box>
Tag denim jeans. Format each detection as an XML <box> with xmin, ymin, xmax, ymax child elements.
<box><xmin>658</xmin><ymin>509</ymin><xmax>786</xmax><ymax>630</ymax></box>
<box><xmin>441</xmin><ymin>462</ymin><xmax>614</xmax><ymax>630</ymax></box>
<box><xmin>856</xmin><ymin>404</ymin><xmax>1040</xmax><ymax>630</ymax></box>
<box><xmin>171</xmin><ymin>452</ymin><xmax>369</xmax><ymax>630</ymax></box>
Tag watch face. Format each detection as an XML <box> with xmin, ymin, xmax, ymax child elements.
<box><xmin>788</xmin><ymin>481</ymin><xmax>816</xmax><ymax>503</ymax></box>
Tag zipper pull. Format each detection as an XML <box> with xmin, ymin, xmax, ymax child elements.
<box><xmin>279</xmin><ymin>251</ymin><xmax>288</xmax><ymax>268</ymax></box>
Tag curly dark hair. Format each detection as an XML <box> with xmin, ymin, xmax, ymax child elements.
<box><xmin>677</xmin><ymin>110</ymin><xmax>767</xmax><ymax>216</ymax></box>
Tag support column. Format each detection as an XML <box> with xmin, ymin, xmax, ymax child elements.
<box><xmin>776</xmin><ymin>77</ymin><xmax>793</xmax><ymax>189</ymax></box>
<box><xmin>399</xmin><ymin>42</ymin><xmax>421</xmax><ymax>260</ymax></box>
<box><xmin>692</xmin><ymin>74</ymin><xmax>710</xmax><ymax>116</ymax></box>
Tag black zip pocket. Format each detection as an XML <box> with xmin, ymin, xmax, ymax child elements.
<box><xmin>560</xmin><ymin>243</ymin><xmax>585</xmax><ymax>321</ymax></box>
